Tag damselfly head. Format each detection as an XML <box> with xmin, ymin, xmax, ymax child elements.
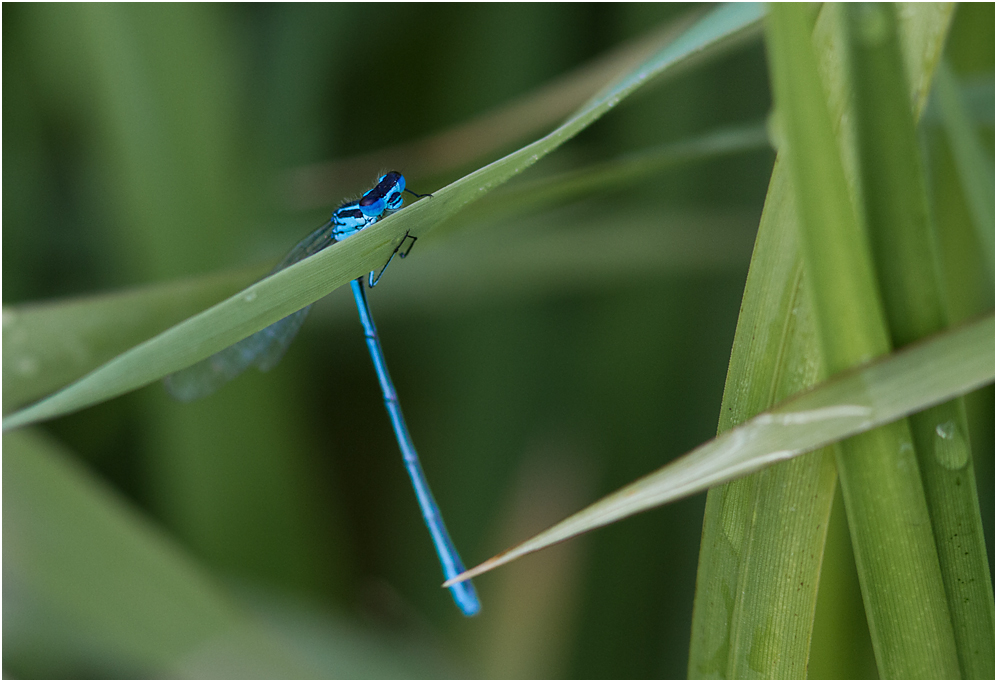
<box><xmin>360</xmin><ymin>171</ymin><xmax>406</xmax><ymax>217</ymax></box>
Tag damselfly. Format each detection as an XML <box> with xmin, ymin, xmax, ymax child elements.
<box><xmin>165</xmin><ymin>172</ymin><xmax>481</xmax><ymax>616</ymax></box>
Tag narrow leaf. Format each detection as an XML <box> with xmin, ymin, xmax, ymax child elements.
<box><xmin>689</xmin><ymin>4</ymin><xmax>957</xmax><ymax>678</ymax></box>
<box><xmin>445</xmin><ymin>313</ymin><xmax>995</xmax><ymax>586</ymax></box>
<box><xmin>2</xmin><ymin>268</ymin><xmax>258</xmax><ymax>413</ymax></box>
<box><xmin>3</xmin><ymin>2</ymin><xmax>765</xmax><ymax>432</ymax></box>
<box><xmin>846</xmin><ymin>5</ymin><xmax>994</xmax><ymax>676</ymax></box>
<box><xmin>767</xmin><ymin>4</ymin><xmax>958</xmax><ymax>675</ymax></box>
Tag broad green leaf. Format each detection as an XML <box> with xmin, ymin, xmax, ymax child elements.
<box><xmin>445</xmin><ymin>313</ymin><xmax>994</xmax><ymax>586</ymax></box>
<box><xmin>2</xmin><ymin>2</ymin><xmax>765</xmax><ymax>432</ymax></box>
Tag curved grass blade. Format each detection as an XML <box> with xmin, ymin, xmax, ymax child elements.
<box><xmin>688</xmin><ymin>167</ymin><xmax>833</xmax><ymax>679</ymax></box>
<box><xmin>3</xmin><ymin>2</ymin><xmax>765</xmax><ymax>432</ymax></box>
<box><xmin>444</xmin><ymin>313</ymin><xmax>995</xmax><ymax>586</ymax></box>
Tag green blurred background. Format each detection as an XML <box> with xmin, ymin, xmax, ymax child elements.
<box><xmin>3</xmin><ymin>3</ymin><xmax>992</xmax><ymax>678</ymax></box>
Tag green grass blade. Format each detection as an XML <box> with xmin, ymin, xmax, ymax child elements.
<box><xmin>846</xmin><ymin>5</ymin><xmax>994</xmax><ymax>678</ymax></box>
<box><xmin>766</xmin><ymin>4</ymin><xmax>959</xmax><ymax>676</ymax></box>
<box><xmin>2</xmin><ymin>2</ymin><xmax>765</xmax><ymax>432</ymax></box>
<box><xmin>687</xmin><ymin>160</ymin><xmax>834</xmax><ymax>679</ymax></box>
<box><xmin>2</xmin><ymin>268</ymin><xmax>258</xmax><ymax>414</ymax></box>
<box><xmin>4</xmin><ymin>121</ymin><xmax>766</xmax><ymax>418</ymax></box>
<box><xmin>444</xmin><ymin>313</ymin><xmax>994</xmax><ymax>585</ymax></box>
<box><xmin>688</xmin><ymin>4</ymin><xmax>955</xmax><ymax>676</ymax></box>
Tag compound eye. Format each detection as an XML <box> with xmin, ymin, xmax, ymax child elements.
<box><xmin>359</xmin><ymin>195</ymin><xmax>387</xmax><ymax>217</ymax></box>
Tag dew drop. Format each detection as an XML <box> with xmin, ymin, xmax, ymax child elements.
<box><xmin>934</xmin><ymin>420</ymin><xmax>968</xmax><ymax>470</ymax></box>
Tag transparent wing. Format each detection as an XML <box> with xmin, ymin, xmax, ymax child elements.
<box><xmin>270</xmin><ymin>220</ymin><xmax>338</xmax><ymax>272</ymax></box>
<box><xmin>163</xmin><ymin>304</ymin><xmax>313</xmax><ymax>402</ymax></box>
<box><xmin>163</xmin><ymin>221</ymin><xmax>337</xmax><ymax>401</ymax></box>
<box><xmin>248</xmin><ymin>304</ymin><xmax>313</xmax><ymax>372</ymax></box>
